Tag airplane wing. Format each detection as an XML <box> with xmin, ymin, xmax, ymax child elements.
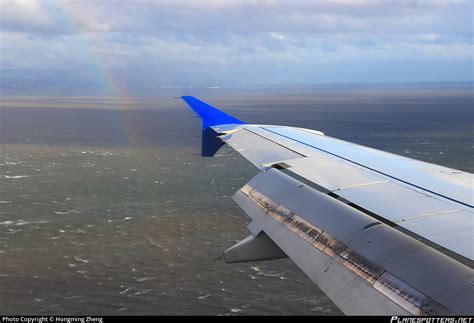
<box><xmin>182</xmin><ymin>96</ymin><xmax>474</xmax><ymax>316</ymax></box>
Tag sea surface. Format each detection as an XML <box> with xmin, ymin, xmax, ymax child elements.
<box><xmin>0</xmin><ymin>85</ymin><xmax>473</xmax><ymax>315</ymax></box>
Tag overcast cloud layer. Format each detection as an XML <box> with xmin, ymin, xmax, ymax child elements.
<box><xmin>0</xmin><ymin>0</ymin><xmax>472</xmax><ymax>87</ymax></box>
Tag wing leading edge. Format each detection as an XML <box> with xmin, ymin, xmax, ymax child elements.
<box><xmin>182</xmin><ymin>96</ymin><xmax>474</xmax><ymax>315</ymax></box>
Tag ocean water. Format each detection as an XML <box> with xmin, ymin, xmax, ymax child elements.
<box><xmin>0</xmin><ymin>85</ymin><xmax>472</xmax><ymax>315</ymax></box>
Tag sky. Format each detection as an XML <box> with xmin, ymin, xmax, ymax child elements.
<box><xmin>0</xmin><ymin>0</ymin><xmax>473</xmax><ymax>87</ymax></box>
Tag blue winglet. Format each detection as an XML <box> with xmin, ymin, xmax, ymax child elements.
<box><xmin>182</xmin><ymin>96</ymin><xmax>245</xmax><ymax>128</ymax></box>
<box><xmin>182</xmin><ymin>96</ymin><xmax>245</xmax><ymax>157</ymax></box>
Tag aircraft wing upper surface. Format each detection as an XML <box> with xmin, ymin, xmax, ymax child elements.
<box><xmin>182</xmin><ymin>96</ymin><xmax>474</xmax><ymax>316</ymax></box>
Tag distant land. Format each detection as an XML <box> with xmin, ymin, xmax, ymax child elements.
<box><xmin>0</xmin><ymin>68</ymin><xmax>472</xmax><ymax>91</ymax></box>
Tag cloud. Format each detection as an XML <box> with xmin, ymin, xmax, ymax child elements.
<box><xmin>0</xmin><ymin>0</ymin><xmax>472</xmax><ymax>85</ymax></box>
<box><xmin>2</xmin><ymin>0</ymin><xmax>472</xmax><ymax>38</ymax></box>
<box><xmin>0</xmin><ymin>0</ymin><xmax>56</xmax><ymax>33</ymax></box>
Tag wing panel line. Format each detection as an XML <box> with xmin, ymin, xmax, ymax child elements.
<box><xmin>229</xmin><ymin>128</ymin><xmax>307</xmax><ymax>158</ymax></box>
<box><xmin>260</xmin><ymin>127</ymin><xmax>473</xmax><ymax>209</ymax></box>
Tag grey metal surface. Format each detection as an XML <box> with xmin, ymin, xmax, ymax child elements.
<box><xmin>255</xmin><ymin>125</ymin><xmax>473</xmax><ymax>207</ymax></box>
<box><xmin>278</xmin><ymin>156</ymin><xmax>387</xmax><ymax>191</ymax></box>
<box><xmin>233</xmin><ymin>190</ymin><xmax>411</xmax><ymax>315</ymax></box>
<box><xmin>223</xmin><ymin>232</ymin><xmax>288</xmax><ymax>263</ymax></box>
<box><xmin>337</xmin><ymin>180</ymin><xmax>462</xmax><ymax>221</ymax></box>
<box><xmin>399</xmin><ymin>209</ymin><xmax>473</xmax><ymax>259</ymax></box>
<box><xmin>346</xmin><ymin>222</ymin><xmax>474</xmax><ymax>314</ymax></box>
<box><xmin>221</xmin><ymin>124</ymin><xmax>473</xmax><ymax>260</ymax></box>
<box><xmin>221</xmin><ymin>128</ymin><xmax>302</xmax><ymax>170</ymax></box>
<box><xmin>281</xmin><ymin>159</ymin><xmax>472</xmax><ymax>260</ymax></box>
<box><xmin>245</xmin><ymin>169</ymin><xmax>375</xmax><ymax>242</ymax></box>
<box><xmin>231</xmin><ymin>169</ymin><xmax>474</xmax><ymax>315</ymax></box>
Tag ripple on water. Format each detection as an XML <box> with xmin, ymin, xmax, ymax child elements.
<box><xmin>198</xmin><ymin>294</ymin><xmax>210</xmax><ymax>300</ymax></box>
<box><xmin>134</xmin><ymin>277</ymin><xmax>155</xmax><ymax>282</ymax></box>
<box><xmin>54</xmin><ymin>210</ymin><xmax>82</xmax><ymax>215</ymax></box>
<box><xmin>0</xmin><ymin>220</ymin><xmax>49</xmax><ymax>226</ymax></box>
<box><xmin>73</xmin><ymin>256</ymin><xmax>89</xmax><ymax>263</ymax></box>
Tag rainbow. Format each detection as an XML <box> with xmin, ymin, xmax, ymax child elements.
<box><xmin>56</xmin><ymin>1</ymin><xmax>142</xmax><ymax>146</ymax></box>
